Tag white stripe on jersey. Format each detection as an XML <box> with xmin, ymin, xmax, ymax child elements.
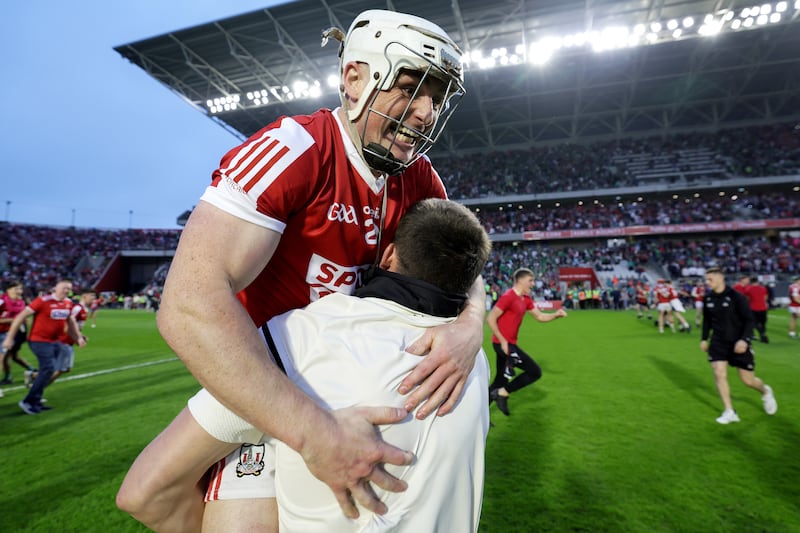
<box><xmin>224</xmin><ymin>117</ymin><xmax>315</xmax><ymax>200</ymax></box>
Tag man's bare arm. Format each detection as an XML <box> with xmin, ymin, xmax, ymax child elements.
<box><xmin>156</xmin><ymin>201</ymin><xmax>410</xmax><ymax>518</ymax></box>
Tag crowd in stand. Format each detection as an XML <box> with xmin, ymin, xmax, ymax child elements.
<box><xmin>477</xmin><ymin>190</ymin><xmax>798</xmax><ymax>234</ymax></box>
<box><xmin>2</xmin><ymin>123</ymin><xmax>798</xmax><ymax>299</ymax></box>
<box><xmin>484</xmin><ymin>234</ymin><xmax>800</xmax><ymax>297</ymax></box>
<box><xmin>436</xmin><ymin>122</ymin><xmax>800</xmax><ymax>199</ymax></box>
<box><xmin>0</xmin><ymin>224</ymin><xmax>180</xmax><ymax>297</ymax></box>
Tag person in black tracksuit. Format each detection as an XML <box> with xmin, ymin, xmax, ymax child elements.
<box><xmin>701</xmin><ymin>267</ymin><xmax>777</xmax><ymax>424</ymax></box>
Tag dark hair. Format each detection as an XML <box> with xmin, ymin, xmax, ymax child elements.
<box><xmin>5</xmin><ymin>279</ymin><xmax>22</xmax><ymax>290</ymax></box>
<box><xmin>705</xmin><ymin>267</ymin><xmax>723</xmax><ymax>275</ymax></box>
<box><xmin>392</xmin><ymin>199</ymin><xmax>491</xmax><ymax>294</ymax></box>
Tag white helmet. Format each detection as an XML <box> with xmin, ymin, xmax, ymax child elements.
<box><xmin>325</xmin><ymin>10</ymin><xmax>466</xmax><ymax>175</ymax></box>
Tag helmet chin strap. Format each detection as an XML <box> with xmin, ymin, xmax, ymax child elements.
<box><xmin>363</xmin><ymin>142</ymin><xmax>406</xmax><ymax>176</ymax></box>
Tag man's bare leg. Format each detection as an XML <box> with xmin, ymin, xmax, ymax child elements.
<box><xmin>203</xmin><ymin>498</ymin><xmax>279</xmax><ymax>533</ymax></box>
<box><xmin>117</xmin><ymin>407</ymin><xmax>238</xmax><ymax>533</ymax></box>
<box><xmin>711</xmin><ymin>361</ymin><xmax>733</xmax><ymax>411</ymax></box>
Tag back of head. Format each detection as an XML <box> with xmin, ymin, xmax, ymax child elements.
<box><xmin>392</xmin><ymin>199</ymin><xmax>490</xmax><ymax>294</ymax></box>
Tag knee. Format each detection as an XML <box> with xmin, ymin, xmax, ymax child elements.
<box><xmin>115</xmin><ymin>477</ymin><xmax>147</xmax><ymax>518</ymax></box>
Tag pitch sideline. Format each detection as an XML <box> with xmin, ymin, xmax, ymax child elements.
<box><xmin>0</xmin><ymin>357</ymin><xmax>179</xmax><ymax>394</ymax></box>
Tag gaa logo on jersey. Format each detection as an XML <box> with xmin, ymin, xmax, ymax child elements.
<box><xmin>327</xmin><ymin>202</ymin><xmax>359</xmax><ymax>225</ymax></box>
<box><xmin>306</xmin><ymin>254</ymin><xmax>371</xmax><ymax>301</ymax></box>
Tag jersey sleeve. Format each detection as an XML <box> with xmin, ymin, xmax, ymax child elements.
<box><xmin>201</xmin><ymin>116</ymin><xmax>321</xmax><ymax>234</ymax></box>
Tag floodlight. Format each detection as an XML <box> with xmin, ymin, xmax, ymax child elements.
<box><xmin>510</xmin><ymin>54</ymin><xmax>520</xmax><ymax>64</ymax></box>
<box><xmin>704</xmin><ymin>14</ymin><xmax>714</xmax><ymax>23</ymax></box>
<box><xmin>327</xmin><ymin>74</ymin><xmax>338</xmax><ymax>88</ymax></box>
<box><xmin>741</xmin><ymin>8</ymin><xmax>751</xmax><ymax>17</ymax></box>
<box><xmin>281</xmin><ymin>86</ymin><xmax>290</xmax><ymax>94</ymax></box>
<box><xmin>757</xmin><ymin>14</ymin><xmax>768</xmax><ymax>24</ymax></box>
<box><xmin>254</xmin><ymin>98</ymin><xmax>262</xmax><ymax>105</ymax></box>
<box><xmin>731</xmin><ymin>19</ymin><xmax>742</xmax><ymax>29</ymax></box>
<box><xmin>223</xmin><ymin>103</ymin><xmax>231</xmax><ymax>111</ymax></box>
<box><xmin>633</xmin><ymin>24</ymin><xmax>645</xmax><ymax>35</ymax></box>
<box><xmin>683</xmin><ymin>17</ymin><xmax>694</xmax><ymax>28</ymax></box>
<box><xmin>776</xmin><ymin>1</ymin><xmax>787</xmax><ymax>11</ymax></box>
<box><xmin>672</xmin><ymin>28</ymin><xmax>683</xmax><ymax>38</ymax></box>
<box><xmin>233</xmin><ymin>94</ymin><xmax>240</xmax><ymax>103</ymax></box>
<box><xmin>724</xmin><ymin>11</ymin><xmax>735</xmax><ymax>20</ymax></box>
<box><xmin>260</xmin><ymin>89</ymin><xmax>268</xmax><ymax>97</ymax></box>
<box><xmin>245</xmin><ymin>92</ymin><xmax>253</xmax><ymax>100</ymax></box>
<box><xmin>743</xmin><ymin>17</ymin><xmax>754</xmax><ymax>26</ymax></box>
<box><xmin>500</xmin><ymin>56</ymin><xmax>509</xmax><ymax>65</ymax></box>
<box><xmin>667</xmin><ymin>19</ymin><xmax>678</xmax><ymax>30</ymax></box>
<box><xmin>206</xmin><ymin>99</ymin><xmax>213</xmax><ymax>107</ymax></box>
<box><xmin>650</xmin><ymin>22</ymin><xmax>662</xmax><ymax>32</ymax></box>
<box><xmin>769</xmin><ymin>12</ymin><xmax>781</xmax><ymax>22</ymax></box>
<box><xmin>470</xmin><ymin>50</ymin><xmax>483</xmax><ymax>62</ymax></box>
<box><xmin>760</xmin><ymin>3</ymin><xmax>771</xmax><ymax>14</ymax></box>
<box><xmin>646</xmin><ymin>32</ymin><xmax>658</xmax><ymax>43</ymax></box>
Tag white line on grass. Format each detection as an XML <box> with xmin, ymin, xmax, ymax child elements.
<box><xmin>0</xmin><ymin>357</ymin><xmax>179</xmax><ymax>394</ymax></box>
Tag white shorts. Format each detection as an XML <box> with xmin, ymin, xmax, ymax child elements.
<box><xmin>205</xmin><ymin>440</ymin><xmax>277</xmax><ymax>501</ymax></box>
<box><xmin>670</xmin><ymin>298</ymin><xmax>686</xmax><ymax>313</ymax></box>
<box><xmin>694</xmin><ymin>301</ymin><xmax>703</xmax><ymax>310</ymax></box>
<box><xmin>657</xmin><ymin>302</ymin><xmax>672</xmax><ymax>312</ymax></box>
<box><xmin>187</xmin><ymin>388</ymin><xmax>274</xmax><ymax>501</ymax></box>
<box><xmin>790</xmin><ymin>306</ymin><xmax>800</xmax><ymax>316</ymax></box>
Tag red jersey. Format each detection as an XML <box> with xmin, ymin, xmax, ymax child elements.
<box><xmin>732</xmin><ymin>283</ymin><xmax>747</xmax><ymax>295</ymax></box>
<box><xmin>635</xmin><ymin>286</ymin><xmax>647</xmax><ymax>304</ymax></box>
<box><xmin>0</xmin><ymin>294</ymin><xmax>27</xmax><ymax>333</ymax></box>
<box><xmin>491</xmin><ymin>289</ymin><xmax>534</xmax><ymax>344</ymax></box>
<box><xmin>202</xmin><ymin>109</ymin><xmax>446</xmax><ymax>327</ymax></box>
<box><xmin>27</xmin><ymin>295</ymin><xmax>74</xmax><ymax>343</ymax></box>
<box><xmin>654</xmin><ymin>283</ymin><xmax>672</xmax><ymax>304</ymax></box>
<box><xmin>746</xmin><ymin>284</ymin><xmax>768</xmax><ymax>312</ymax></box>
<box><xmin>691</xmin><ymin>285</ymin><xmax>705</xmax><ymax>302</ymax></box>
<box><xmin>59</xmin><ymin>302</ymin><xmax>89</xmax><ymax>345</ymax></box>
<box><xmin>789</xmin><ymin>283</ymin><xmax>800</xmax><ymax>309</ymax></box>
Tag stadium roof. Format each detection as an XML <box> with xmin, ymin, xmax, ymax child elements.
<box><xmin>115</xmin><ymin>0</ymin><xmax>800</xmax><ymax>156</ymax></box>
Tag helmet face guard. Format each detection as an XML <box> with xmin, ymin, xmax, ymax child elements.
<box><xmin>335</xmin><ymin>10</ymin><xmax>466</xmax><ymax>175</ymax></box>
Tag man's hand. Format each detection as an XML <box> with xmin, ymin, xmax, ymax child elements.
<box><xmin>400</xmin><ymin>314</ymin><xmax>482</xmax><ymax>419</ymax></box>
<box><xmin>733</xmin><ymin>340</ymin><xmax>748</xmax><ymax>354</ymax></box>
<box><xmin>555</xmin><ymin>309</ymin><xmax>568</xmax><ymax>318</ymax></box>
<box><xmin>300</xmin><ymin>405</ymin><xmax>413</xmax><ymax>519</ymax></box>
<box><xmin>700</xmin><ymin>340</ymin><xmax>709</xmax><ymax>352</ymax></box>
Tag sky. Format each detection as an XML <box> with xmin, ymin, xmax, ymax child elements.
<box><xmin>2</xmin><ymin>1</ymin><xmax>287</xmax><ymax>229</ymax></box>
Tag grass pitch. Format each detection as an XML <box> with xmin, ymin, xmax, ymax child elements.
<box><xmin>0</xmin><ymin>308</ymin><xmax>797</xmax><ymax>532</ymax></box>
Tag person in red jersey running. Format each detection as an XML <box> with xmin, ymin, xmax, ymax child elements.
<box><xmin>486</xmin><ymin>268</ymin><xmax>567</xmax><ymax>416</ymax></box>
<box><xmin>2</xmin><ymin>279</ymin><xmax>86</xmax><ymax>414</ymax></box>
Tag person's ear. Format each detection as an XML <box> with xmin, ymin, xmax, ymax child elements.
<box><xmin>379</xmin><ymin>243</ymin><xmax>397</xmax><ymax>270</ymax></box>
<box><xmin>342</xmin><ymin>61</ymin><xmax>366</xmax><ymax>105</ymax></box>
